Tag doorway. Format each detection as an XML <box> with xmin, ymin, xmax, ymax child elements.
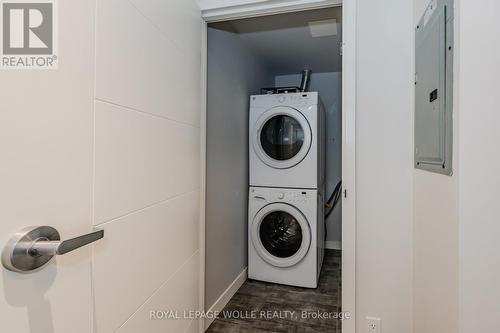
<box><xmin>201</xmin><ymin>4</ymin><xmax>354</xmax><ymax>332</ymax></box>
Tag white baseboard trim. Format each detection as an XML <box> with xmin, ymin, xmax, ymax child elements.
<box><xmin>204</xmin><ymin>267</ymin><xmax>248</xmax><ymax>331</ymax></box>
<box><xmin>325</xmin><ymin>240</ymin><xmax>342</xmax><ymax>250</ymax></box>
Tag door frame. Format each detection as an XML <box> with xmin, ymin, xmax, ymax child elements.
<box><xmin>199</xmin><ymin>1</ymin><xmax>356</xmax><ymax>332</ymax></box>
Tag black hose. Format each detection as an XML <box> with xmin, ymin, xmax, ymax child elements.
<box><xmin>325</xmin><ymin>181</ymin><xmax>342</xmax><ymax>219</ymax></box>
<box><xmin>324</xmin><ymin>180</ymin><xmax>342</xmax><ymax>241</ymax></box>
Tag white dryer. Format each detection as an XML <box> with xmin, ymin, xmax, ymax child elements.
<box><xmin>249</xmin><ymin>92</ymin><xmax>325</xmax><ymax>189</ymax></box>
<box><xmin>248</xmin><ymin>186</ymin><xmax>324</xmax><ymax>288</ymax></box>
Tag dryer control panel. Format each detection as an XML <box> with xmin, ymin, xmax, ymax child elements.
<box><xmin>250</xmin><ymin>92</ymin><xmax>318</xmax><ymax>109</ymax></box>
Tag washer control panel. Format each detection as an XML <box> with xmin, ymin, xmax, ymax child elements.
<box><xmin>250</xmin><ymin>188</ymin><xmax>310</xmax><ymax>203</ymax></box>
<box><xmin>290</xmin><ymin>191</ymin><xmax>309</xmax><ymax>203</ymax></box>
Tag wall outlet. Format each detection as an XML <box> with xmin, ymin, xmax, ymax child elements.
<box><xmin>366</xmin><ymin>317</ymin><xmax>381</xmax><ymax>333</ymax></box>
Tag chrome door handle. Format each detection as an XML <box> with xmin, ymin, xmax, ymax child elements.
<box><xmin>2</xmin><ymin>226</ymin><xmax>104</xmax><ymax>273</ymax></box>
<box><xmin>28</xmin><ymin>229</ymin><xmax>104</xmax><ymax>256</ymax></box>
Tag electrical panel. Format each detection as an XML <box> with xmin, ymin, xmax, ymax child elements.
<box><xmin>415</xmin><ymin>0</ymin><xmax>454</xmax><ymax>175</ymax></box>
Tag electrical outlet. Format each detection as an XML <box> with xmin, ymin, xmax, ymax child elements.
<box><xmin>366</xmin><ymin>317</ymin><xmax>381</xmax><ymax>333</ymax></box>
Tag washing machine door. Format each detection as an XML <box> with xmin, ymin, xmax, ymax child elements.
<box><xmin>253</xmin><ymin>106</ymin><xmax>312</xmax><ymax>169</ymax></box>
<box><xmin>251</xmin><ymin>203</ymin><xmax>311</xmax><ymax>268</ymax></box>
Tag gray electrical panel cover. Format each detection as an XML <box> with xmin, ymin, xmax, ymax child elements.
<box><xmin>415</xmin><ymin>0</ymin><xmax>454</xmax><ymax>175</ymax></box>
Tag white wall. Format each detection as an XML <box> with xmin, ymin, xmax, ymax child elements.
<box><xmin>356</xmin><ymin>0</ymin><xmax>414</xmax><ymax>332</ymax></box>
<box><xmin>205</xmin><ymin>27</ymin><xmax>274</xmax><ymax>310</ymax></box>
<box><xmin>412</xmin><ymin>1</ymin><xmax>459</xmax><ymax>332</ymax></box>
<box><xmin>275</xmin><ymin>72</ymin><xmax>343</xmax><ymax>248</ymax></box>
<box><xmin>458</xmin><ymin>1</ymin><xmax>500</xmax><ymax>332</ymax></box>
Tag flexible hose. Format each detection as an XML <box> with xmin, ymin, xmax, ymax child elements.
<box><xmin>324</xmin><ymin>180</ymin><xmax>342</xmax><ymax>241</ymax></box>
<box><xmin>325</xmin><ymin>181</ymin><xmax>342</xmax><ymax>219</ymax></box>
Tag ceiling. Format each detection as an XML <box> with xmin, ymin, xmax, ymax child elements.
<box><xmin>209</xmin><ymin>7</ymin><xmax>342</xmax><ymax>75</ymax></box>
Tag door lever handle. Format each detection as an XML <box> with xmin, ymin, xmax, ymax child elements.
<box><xmin>28</xmin><ymin>229</ymin><xmax>104</xmax><ymax>256</ymax></box>
<box><xmin>2</xmin><ymin>226</ymin><xmax>104</xmax><ymax>273</ymax></box>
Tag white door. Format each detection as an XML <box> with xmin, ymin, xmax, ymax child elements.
<box><xmin>0</xmin><ymin>0</ymin><xmax>203</xmax><ymax>332</ymax></box>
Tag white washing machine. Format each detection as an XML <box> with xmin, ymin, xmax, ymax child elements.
<box><xmin>248</xmin><ymin>186</ymin><xmax>324</xmax><ymax>288</ymax></box>
<box><xmin>249</xmin><ymin>92</ymin><xmax>325</xmax><ymax>189</ymax></box>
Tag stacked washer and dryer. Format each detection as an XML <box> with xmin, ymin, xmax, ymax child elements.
<box><xmin>248</xmin><ymin>91</ymin><xmax>326</xmax><ymax>288</ymax></box>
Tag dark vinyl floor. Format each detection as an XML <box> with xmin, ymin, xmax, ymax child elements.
<box><xmin>207</xmin><ymin>249</ymin><xmax>342</xmax><ymax>333</ymax></box>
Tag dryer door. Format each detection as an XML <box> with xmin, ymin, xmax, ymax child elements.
<box><xmin>251</xmin><ymin>203</ymin><xmax>311</xmax><ymax>268</ymax></box>
<box><xmin>253</xmin><ymin>106</ymin><xmax>312</xmax><ymax>169</ymax></box>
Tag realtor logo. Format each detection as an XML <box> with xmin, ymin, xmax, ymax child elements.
<box><xmin>1</xmin><ymin>0</ymin><xmax>58</xmax><ymax>69</ymax></box>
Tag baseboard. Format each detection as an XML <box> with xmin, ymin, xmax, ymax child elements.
<box><xmin>204</xmin><ymin>267</ymin><xmax>248</xmax><ymax>331</ymax></box>
<box><xmin>325</xmin><ymin>240</ymin><xmax>342</xmax><ymax>250</ymax></box>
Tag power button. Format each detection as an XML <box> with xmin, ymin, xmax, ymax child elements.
<box><xmin>277</xmin><ymin>192</ymin><xmax>285</xmax><ymax>199</ymax></box>
<box><xmin>278</xmin><ymin>96</ymin><xmax>286</xmax><ymax>103</ymax></box>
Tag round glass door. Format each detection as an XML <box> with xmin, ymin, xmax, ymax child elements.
<box><xmin>260</xmin><ymin>115</ymin><xmax>305</xmax><ymax>161</ymax></box>
<box><xmin>259</xmin><ymin>211</ymin><xmax>303</xmax><ymax>258</ymax></box>
<box><xmin>253</xmin><ymin>107</ymin><xmax>312</xmax><ymax>169</ymax></box>
<box><xmin>251</xmin><ymin>203</ymin><xmax>311</xmax><ymax>267</ymax></box>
